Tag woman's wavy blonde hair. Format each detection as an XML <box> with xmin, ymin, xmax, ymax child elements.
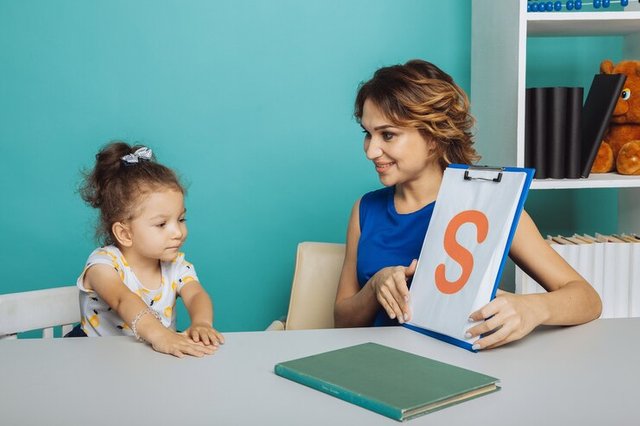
<box><xmin>354</xmin><ymin>59</ymin><xmax>480</xmax><ymax>169</ymax></box>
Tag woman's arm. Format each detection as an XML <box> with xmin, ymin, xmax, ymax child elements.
<box><xmin>85</xmin><ymin>265</ymin><xmax>216</xmax><ymax>358</ymax></box>
<box><xmin>334</xmin><ymin>200</ymin><xmax>416</xmax><ymax>327</ymax></box>
<box><xmin>180</xmin><ymin>281</ymin><xmax>224</xmax><ymax>346</ymax></box>
<box><xmin>466</xmin><ymin>210</ymin><xmax>602</xmax><ymax>349</ymax></box>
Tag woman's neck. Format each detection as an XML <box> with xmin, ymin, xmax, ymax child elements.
<box><xmin>394</xmin><ymin>165</ymin><xmax>443</xmax><ymax>214</ymax></box>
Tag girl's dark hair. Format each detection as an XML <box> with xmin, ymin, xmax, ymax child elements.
<box><xmin>80</xmin><ymin>141</ymin><xmax>185</xmax><ymax>245</ymax></box>
<box><xmin>354</xmin><ymin>59</ymin><xmax>480</xmax><ymax>169</ymax></box>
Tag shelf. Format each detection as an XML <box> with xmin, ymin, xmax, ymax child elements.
<box><xmin>528</xmin><ymin>11</ymin><xmax>640</xmax><ymax>36</ymax></box>
<box><xmin>531</xmin><ymin>173</ymin><xmax>640</xmax><ymax>189</ymax></box>
<box><xmin>472</xmin><ymin>0</ymin><xmax>640</xmax><ymax>276</ymax></box>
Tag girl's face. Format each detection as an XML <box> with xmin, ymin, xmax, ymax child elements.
<box><xmin>126</xmin><ymin>188</ymin><xmax>188</xmax><ymax>262</ymax></box>
<box><xmin>360</xmin><ymin>98</ymin><xmax>435</xmax><ymax>187</ymax></box>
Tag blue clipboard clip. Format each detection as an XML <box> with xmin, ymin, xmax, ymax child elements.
<box><xmin>463</xmin><ymin>165</ymin><xmax>504</xmax><ymax>183</ymax></box>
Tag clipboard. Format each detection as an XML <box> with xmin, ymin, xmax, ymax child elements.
<box><xmin>405</xmin><ymin>164</ymin><xmax>534</xmax><ymax>351</ymax></box>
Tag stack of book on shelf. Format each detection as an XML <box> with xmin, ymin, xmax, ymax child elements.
<box><xmin>516</xmin><ymin>233</ymin><xmax>640</xmax><ymax>319</ymax></box>
<box><xmin>525</xmin><ymin>73</ymin><xmax>626</xmax><ymax>179</ymax></box>
<box><xmin>525</xmin><ymin>86</ymin><xmax>583</xmax><ymax>179</ymax></box>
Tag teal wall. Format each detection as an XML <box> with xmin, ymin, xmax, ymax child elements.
<box><xmin>0</xmin><ymin>0</ymin><xmax>471</xmax><ymax>332</ymax></box>
<box><xmin>0</xmin><ymin>1</ymin><xmax>621</xmax><ymax>332</ymax></box>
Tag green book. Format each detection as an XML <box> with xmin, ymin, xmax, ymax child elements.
<box><xmin>274</xmin><ymin>342</ymin><xmax>500</xmax><ymax>421</ymax></box>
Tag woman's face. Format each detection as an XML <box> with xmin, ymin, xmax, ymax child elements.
<box><xmin>360</xmin><ymin>98</ymin><xmax>435</xmax><ymax>187</ymax></box>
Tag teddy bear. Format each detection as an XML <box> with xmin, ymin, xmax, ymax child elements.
<box><xmin>591</xmin><ymin>59</ymin><xmax>640</xmax><ymax>175</ymax></box>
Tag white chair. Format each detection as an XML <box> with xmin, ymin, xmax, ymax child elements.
<box><xmin>0</xmin><ymin>286</ymin><xmax>80</xmax><ymax>339</ymax></box>
<box><xmin>267</xmin><ymin>242</ymin><xmax>345</xmax><ymax>331</ymax></box>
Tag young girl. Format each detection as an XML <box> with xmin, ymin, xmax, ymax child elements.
<box><xmin>72</xmin><ymin>141</ymin><xmax>224</xmax><ymax>358</ymax></box>
<box><xmin>334</xmin><ymin>59</ymin><xmax>602</xmax><ymax>350</ymax></box>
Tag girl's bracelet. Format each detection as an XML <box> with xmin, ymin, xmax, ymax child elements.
<box><xmin>131</xmin><ymin>307</ymin><xmax>162</xmax><ymax>342</ymax></box>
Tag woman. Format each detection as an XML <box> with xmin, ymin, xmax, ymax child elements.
<box><xmin>334</xmin><ymin>59</ymin><xmax>602</xmax><ymax>350</ymax></box>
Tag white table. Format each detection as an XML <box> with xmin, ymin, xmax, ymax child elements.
<box><xmin>1</xmin><ymin>319</ymin><xmax>637</xmax><ymax>425</ymax></box>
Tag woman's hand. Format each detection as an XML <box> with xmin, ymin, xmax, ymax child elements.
<box><xmin>185</xmin><ymin>322</ymin><xmax>225</xmax><ymax>347</ymax></box>
<box><xmin>150</xmin><ymin>328</ymin><xmax>219</xmax><ymax>358</ymax></box>
<box><xmin>466</xmin><ymin>290</ymin><xmax>547</xmax><ymax>350</ymax></box>
<box><xmin>370</xmin><ymin>259</ymin><xmax>417</xmax><ymax>323</ymax></box>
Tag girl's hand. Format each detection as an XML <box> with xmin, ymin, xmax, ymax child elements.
<box><xmin>150</xmin><ymin>329</ymin><xmax>219</xmax><ymax>358</ymax></box>
<box><xmin>185</xmin><ymin>323</ymin><xmax>225</xmax><ymax>346</ymax></box>
<box><xmin>370</xmin><ymin>259</ymin><xmax>417</xmax><ymax>323</ymax></box>
<box><xmin>466</xmin><ymin>290</ymin><xmax>545</xmax><ymax>350</ymax></box>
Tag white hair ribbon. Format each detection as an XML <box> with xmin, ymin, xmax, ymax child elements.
<box><xmin>121</xmin><ymin>147</ymin><xmax>153</xmax><ymax>164</ymax></box>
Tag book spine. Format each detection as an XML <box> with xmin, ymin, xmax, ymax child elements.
<box><xmin>274</xmin><ymin>364</ymin><xmax>402</xmax><ymax>421</ymax></box>
<box><xmin>525</xmin><ymin>88</ymin><xmax>534</xmax><ymax>169</ymax></box>
<box><xmin>613</xmin><ymin>242</ymin><xmax>630</xmax><ymax>318</ymax></box>
<box><xmin>547</xmin><ymin>87</ymin><xmax>568</xmax><ymax>179</ymax></box>
<box><xmin>565</xmin><ymin>242</ymin><xmax>579</xmax><ymax>271</ymax></box>
<box><xmin>602</xmin><ymin>242</ymin><xmax>616</xmax><ymax>318</ymax></box>
<box><xmin>577</xmin><ymin>240</ymin><xmax>594</xmax><ymax>290</ymax></box>
<box><xmin>531</xmin><ymin>87</ymin><xmax>548</xmax><ymax>179</ymax></box>
<box><xmin>565</xmin><ymin>87</ymin><xmax>583</xmax><ymax>179</ymax></box>
<box><xmin>630</xmin><ymin>242</ymin><xmax>640</xmax><ymax>317</ymax></box>
<box><xmin>580</xmin><ymin>74</ymin><xmax>627</xmax><ymax>178</ymax></box>
<box><xmin>515</xmin><ymin>265</ymin><xmax>525</xmax><ymax>294</ymax></box>
<box><xmin>591</xmin><ymin>241</ymin><xmax>605</xmax><ymax>304</ymax></box>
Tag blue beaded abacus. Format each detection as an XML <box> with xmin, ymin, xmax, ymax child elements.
<box><xmin>527</xmin><ymin>0</ymin><xmax>632</xmax><ymax>12</ymax></box>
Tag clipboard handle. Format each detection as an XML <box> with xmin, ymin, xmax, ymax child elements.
<box><xmin>463</xmin><ymin>165</ymin><xmax>504</xmax><ymax>183</ymax></box>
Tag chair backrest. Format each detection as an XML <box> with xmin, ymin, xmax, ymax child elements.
<box><xmin>285</xmin><ymin>242</ymin><xmax>345</xmax><ymax>330</ymax></box>
<box><xmin>0</xmin><ymin>286</ymin><xmax>80</xmax><ymax>339</ymax></box>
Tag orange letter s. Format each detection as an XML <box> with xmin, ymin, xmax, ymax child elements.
<box><xmin>434</xmin><ymin>210</ymin><xmax>489</xmax><ymax>294</ymax></box>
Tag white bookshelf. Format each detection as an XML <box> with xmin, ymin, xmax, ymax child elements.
<box><xmin>471</xmin><ymin>1</ymin><xmax>640</xmax><ymax>300</ymax></box>
<box><xmin>528</xmin><ymin>11</ymin><xmax>640</xmax><ymax>36</ymax></box>
<box><xmin>470</xmin><ymin>1</ymin><xmax>640</xmax><ymax>234</ymax></box>
<box><xmin>532</xmin><ymin>173</ymin><xmax>640</xmax><ymax>189</ymax></box>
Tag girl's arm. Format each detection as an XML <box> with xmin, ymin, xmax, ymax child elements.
<box><xmin>84</xmin><ymin>264</ymin><xmax>216</xmax><ymax>358</ymax></box>
<box><xmin>180</xmin><ymin>282</ymin><xmax>224</xmax><ymax>346</ymax></box>
<box><xmin>466</xmin><ymin>210</ymin><xmax>603</xmax><ymax>350</ymax></box>
<box><xmin>334</xmin><ymin>200</ymin><xmax>416</xmax><ymax>327</ymax></box>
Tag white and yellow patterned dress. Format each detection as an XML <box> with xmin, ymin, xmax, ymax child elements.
<box><xmin>76</xmin><ymin>245</ymin><xmax>198</xmax><ymax>337</ymax></box>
